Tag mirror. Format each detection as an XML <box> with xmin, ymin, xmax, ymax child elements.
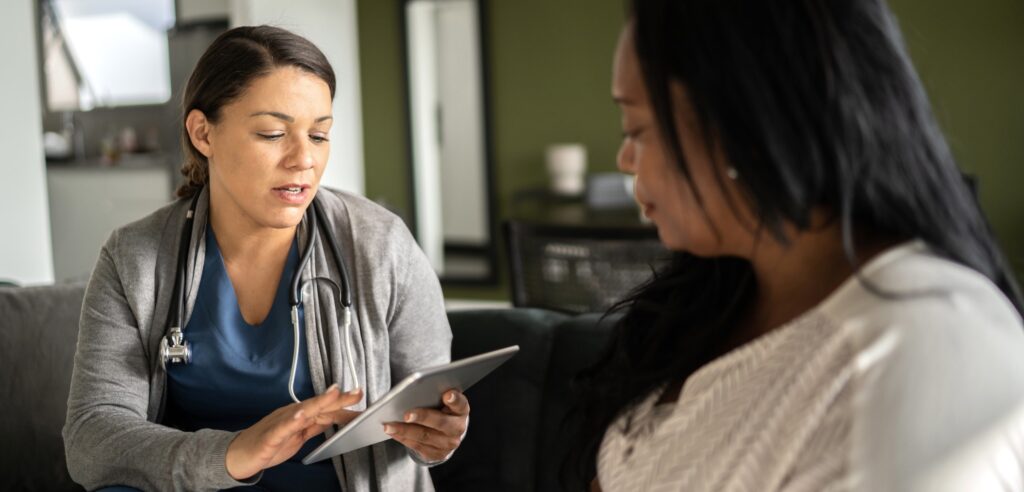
<box><xmin>40</xmin><ymin>0</ymin><xmax>175</xmax><ymax>111</ymax></box>
<box><xmin>402</xmin><ymin>0</ymin><xmax>497</xmax><ymax>285</ymax></box>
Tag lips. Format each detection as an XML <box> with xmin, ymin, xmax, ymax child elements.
<box><xmin>635</xmin><ymin>193</ymin><xmax>654</xmax><ymax>217</ymax></box>
<box><xmin>272</xmin><ymin>183</ymin><xmax>311</xmax><ymax>204</ymax></box>
<box><xmin>640</xmin><ymin>202</ymin><xmax>655</xmax><ymax>218</ymax></box>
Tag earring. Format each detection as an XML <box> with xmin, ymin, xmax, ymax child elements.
<box><xmin>726</xmin><ymin>167</ymin><xmax>739</xmax><ymax>180</ymax></box>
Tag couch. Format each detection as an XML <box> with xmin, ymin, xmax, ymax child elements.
<box><xmin>0</xmin><ymin>283</ymin><xmax>615</xmax><ymax>491</ymax></box>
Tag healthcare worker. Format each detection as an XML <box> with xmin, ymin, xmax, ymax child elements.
<box><xmin>63</xmin><ymin>25</ymin><xmax>468</xmax><ymax>492</ymax></box>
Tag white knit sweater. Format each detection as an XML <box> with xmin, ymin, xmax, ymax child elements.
<box><xmin>598</xmin><ymin>241</ymin><xmax>1024</xmax><ymax>492</ymax></box>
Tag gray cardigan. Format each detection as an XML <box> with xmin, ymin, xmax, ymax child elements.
<box><xmin>63</xmin><ymin>187</ymin><xmax>450</xmax><ymax>491</ymax></box>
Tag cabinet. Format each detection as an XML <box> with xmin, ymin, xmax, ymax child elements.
<box><xmin>47</xmin><ymin>164</ymin><xmax>173</xmax><ymax>282</ymax></box>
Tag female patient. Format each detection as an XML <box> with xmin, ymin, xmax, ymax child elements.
<box><xmin>63</xmin><ymin>26</ymin><xmax>466</xmax><ymax>491</ymax></box>
<box><xmin>572</xmin><ymin>0</ymin><xmax>1024</xmax><ymax>490</ymax></box>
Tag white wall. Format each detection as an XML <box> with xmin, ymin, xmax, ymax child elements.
<box><xmin>230</xmin><ymin>0</ymin><xmax>365</xmax><ymax>197</ymax></box>
<box><xmin>0</xmin><ymin>1</ymin><xmax>55</xmax><ymax>285</ymax></box>
<box><xmin>178</xmin><ymin>0</ymin><xmax>229</xmax><ymax>24</ymax></box>
<box><xmin>437</xmin><ymin>0</ymin><xmax>487</xmax><ymax>245</ymax></box>
<box><xmin>407</xmin><ymin>1</ymin><xmax>445</xmax><ymax>272</ymax></box>
<box><xmin>48</xmin><ymin>167</ymin><xmax>172</xmax><ymax>283</ymax></box>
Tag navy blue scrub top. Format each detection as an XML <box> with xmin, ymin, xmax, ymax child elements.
<box><xmin>165</xmin><ymin>225</ymin><xmax>340</xmax><ymax>491</ymax></box>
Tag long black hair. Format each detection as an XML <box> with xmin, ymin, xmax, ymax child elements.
<box><xmin>565</xmin><ymin>0</ymin><xmax>1023</xmax><ymax>487</ymax></box>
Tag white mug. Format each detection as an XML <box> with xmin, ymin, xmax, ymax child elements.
<box><xmin>545</xmin><ymin>143</ymin><xmax>587</xmax><ymax>196</ymax></box>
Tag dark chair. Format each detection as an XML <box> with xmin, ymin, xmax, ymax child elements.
<box><xmin>504</xmin><ymin>220</ymin><xmax>668</xmax><ymax>314</ymax></box>
<box><xmin>430</xmin><ymin>309</ymin><xmax>568</xmax><ymax>492</ymax></box>
<box><xmin>431</xmin><ymin>309</ymin><xmax>618</xmax><ymax>492</ymax></box>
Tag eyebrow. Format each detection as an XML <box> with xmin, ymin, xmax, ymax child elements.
<box><xmin>612</xmin><ymin>95</ymin><xmax>637</xmax><ymax>106</ymax></box>
<box><xmin>249</xmin><ymin>111</ymin><xmax>333</xmax><ymax>123</ymax></box>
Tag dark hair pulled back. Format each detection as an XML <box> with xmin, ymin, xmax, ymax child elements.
<box><xmin>177</xmin><ymin>25</ymin><xmax>335</xmax><ymax>198</ymax></box>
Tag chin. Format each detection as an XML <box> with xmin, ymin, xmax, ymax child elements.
<box><xmin>656</xmin><ymin>228</ymin><xmax>687</xmax><ymax>252</ymax></box>
<box><xmin>261</xmin><ymin>208</ymin><xmax>308</xmax><ymax>229</ymax></box>
<box><xmin>657</xmin><ymin>228</ymin><xmax>719</xmax><ymax>257</ymax></box>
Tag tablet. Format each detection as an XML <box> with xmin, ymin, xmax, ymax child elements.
<box><xmin>302</xmin><ymin>345</ymin><xmax>519</xmax><ymax>464</ymax></box>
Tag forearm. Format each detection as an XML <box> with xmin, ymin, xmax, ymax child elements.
<box><xmin>64</xmin><ymin>243</ymin><xmax>255</xmax><ymax>492</ymax></box>
<box><xmin>63</xmin><ymin>408</ymin><xmax>251</xmax><ymax>492</ymax></box>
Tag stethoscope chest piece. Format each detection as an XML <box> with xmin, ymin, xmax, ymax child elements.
<box><xmin>160</xmin><ymin>194</ymin><xmax>358</xmax><ymax>400</ymax></box>
<box><xmin>160</xmin><ymin>326</ymin><xmax>192</xmax><ymax>369</ymax></box>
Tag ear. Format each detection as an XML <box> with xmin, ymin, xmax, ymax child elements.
<box><xmin>185</xmin><ymin>109</ymin><xmax>214</xmax><ymax>158</ymax></box>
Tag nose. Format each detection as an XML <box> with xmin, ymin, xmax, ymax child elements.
<box><xmin>617</xmin><ymin>138</ymin><xmax>636</xmax><ymax>174</ymax></box>
<box><xmin>284</xmin><ymin>135</ymin><xmax>317</xmax><ymax>171</ymax></box>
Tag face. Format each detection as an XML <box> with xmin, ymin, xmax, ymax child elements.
<box><xmin>187</xmin><ymin>66</ymin><xmax>333</xmax><ymax>231</ymax></box>
<box><xmin>612</xmin><ymin>26</ymin><xmax>754</xmax><ymax>256</ymax></box>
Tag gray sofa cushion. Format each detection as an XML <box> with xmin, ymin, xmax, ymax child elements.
<box><xmin>0</xmin><ymin>283</ymin><xmax>86</xmax><ymax>492</ymax></box>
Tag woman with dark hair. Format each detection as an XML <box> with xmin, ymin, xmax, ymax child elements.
<box><xmin>572</xmin><ymin>0</ymin><xmax>1024</xmax><ymax>490</ymax></box>
<box><xmin>63</xmin><ymin>26</ymin><xmax>466</xmax><ymax>491</ymax></box>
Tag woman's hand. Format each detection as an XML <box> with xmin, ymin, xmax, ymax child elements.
<box><xmin>383</xmin><ymin>389</ymin><xmax>470</xmax><ymax>463</ymax></box>
<box><xmin>225</xmin><ymin>385</ymin><xmax>363</xmax><ymax>480</ymax></box>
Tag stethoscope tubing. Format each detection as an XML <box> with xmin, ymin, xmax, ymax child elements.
<box><xmin>164</xmin><ymin>191</ymin><xmax>360</xmax><ymax>403</ymax></box>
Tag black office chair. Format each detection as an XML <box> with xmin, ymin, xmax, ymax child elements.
<box><xmin>504</xmin><ymin>220</ymin><xmax>669</xmax><ymax>314</ymax></box>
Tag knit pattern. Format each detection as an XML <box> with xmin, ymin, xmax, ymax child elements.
<box><xmin>598</xmin><ymin>312</ymin><xmax>857</xmax><ymax>492</ymax></box>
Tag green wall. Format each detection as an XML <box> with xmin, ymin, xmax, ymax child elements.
<box><xmin>358</xmin><ymin>0</ymin><xmax>624</xmax><ymax>299</ymax></box>
<box><xmin>888</xmin><ymin>0</ymin><xmax>1024</xmax><ymax>280</ymax></box>
<box><xmin>359</xmin><ymin>0</ymin><xmax>1024</xmax><ymax>300</ymax></box>
<box><xmin>357</xmin><ymin>0</ymin><xmax>411</xmax><ymax>223</ymax></box>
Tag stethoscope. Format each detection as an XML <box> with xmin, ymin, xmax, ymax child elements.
<box><xmin>159</xmin><ymin>191</ymin><xmax>360</xmax><ymax>403</ymax></box>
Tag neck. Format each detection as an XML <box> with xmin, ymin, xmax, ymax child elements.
<box><xmin>736</xmin><ymin>218</ymin><xmax>896</xmax><ymax>344</ymax></box>
<box><xmin>208</xmin><ymin>192</ymin><xmax>296</xmax><ymax>266</ymax></box>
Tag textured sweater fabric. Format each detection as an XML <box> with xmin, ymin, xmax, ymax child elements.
<box><xmin>598</xmin><ymin>241</ymin><xmax>1024</xmax><ymax>491</ymax></box>
<box><xmin>63</xmin><ymin>187</ymin><xmax>450</xmax><ymax>492</ymax></box>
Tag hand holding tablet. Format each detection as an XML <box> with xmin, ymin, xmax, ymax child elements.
<box><xmin>382</xmin><ymin>386</ymin><xmax>470</xmax><ymax>463</ymax></box>
<box><xmin>303</xmin><ymin>345</ymin><xmax>519</xmax><ymax>464</ymax></box>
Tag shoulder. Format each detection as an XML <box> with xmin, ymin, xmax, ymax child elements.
<box><xmin>821</xmin><ymin>241</ymin><xmax>1024</xmax><ymax>375</ymax></box>
<box><xmin>819</xmin><ymin>242</ymin><xmax>1024</xmax><ymax>489</ymax></box>
<box><xmin>315</xmin><ymin>187</ymin><xmax>412</xmax><ymax>245</ymax></box>
<box><xmin>314</xmin><ymin>188</ymin><xmax>430</xmax><ymax>286</ymax></box>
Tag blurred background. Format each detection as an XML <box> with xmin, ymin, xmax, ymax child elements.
<box><xmin>0</xmin><ymin>0</ymin><xmax>1021</xmax><ymax>304</ymax></box>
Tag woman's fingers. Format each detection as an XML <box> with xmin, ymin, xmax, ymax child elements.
<box><xmin>298</xmin><ymin>384</ymin><xmax>343</xmax><ymax>415</ymax></box>
<box><xmin>264</xmin><ymin>405</ymin><xmax>317</xmax><ymax>448</ymax></box>
<box><xmin>402</xmin><ymin>407</ymin><xmax>467</xmax><ymax>437</ymax></box>
<box><xmin>315</xmin><ymin>408</ymin><xmax>362</xmax><ymax>427</ymax></box>
<box><xmin>226</xmin><ymin>386</ymin><xmax>358</xmax><ymax>480</ymax></box>
<box><xmin>386</xmin><ymin>431</ymin><xmax>448</xmax><ymax>462</ymax></box>
<box><xmin>318</xmin><ymin>388</ymin><xmax>363</xmax><ymax>414</ymax></box>
<box><xmin>440</xmin><ymin>390</ymin><xmax>470</xmax><ymax>416</ymax></box>
<box><xmin>302</xmin><ymin>422</ymin><xmax>334</xmax><ymax>441</ymax></box>
<box><xmin>384</xmin><ymin>422</ymin><xmax>460</xmax><ymax>451</ymax></box>
<box><xmin>263</xmin><ymin>385</ymin><xmax>344</xmax><ymax>447</ymax></box>
<box><xmin>382</xmin><ymin>389</ymin><xmax>470</xmax><ymax>461</ymax></box>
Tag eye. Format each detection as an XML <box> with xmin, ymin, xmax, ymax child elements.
<box><xmin>622</xmin><ymin>128</ymin><xmax>642</xmax><ymax>141</ymax></box>
<box><xmin>258</xmin><ymin>132</ymin><xmax>284</xmax><ymax>141</ymax></box>
<box><xmin>309</xmin><ymin>134</ymin><xmax>330</xmax><ymax>144</ymax></box>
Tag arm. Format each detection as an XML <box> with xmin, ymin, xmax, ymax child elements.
<box><xmin>382</xmin><ymin>223</ymin><xmax>465</xmax><ymax>465</ymax></box>
<box><xmin>385</xmin><ymin>225</ymin><xmax>452</xmax><ymax>381</ymax></box>
<box><xmin>851</xmin><ymin>313</ymin><xmax>1024</xmax><ymax>492</ymax></box>
<box><xmin>62</xmin><ymin>234</ymin><xmax>258</xmax><ymax>492</ymax></box>
<box><xmin>64</xmin><ymin>233</ymin><xmax>362</xmax><ymax>490</ymax></box>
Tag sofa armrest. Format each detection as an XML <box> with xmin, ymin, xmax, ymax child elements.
<box><xmin>0</xmin><ymin>283</ymin><xmax>87</xmax><ymax>491</ymax></box>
